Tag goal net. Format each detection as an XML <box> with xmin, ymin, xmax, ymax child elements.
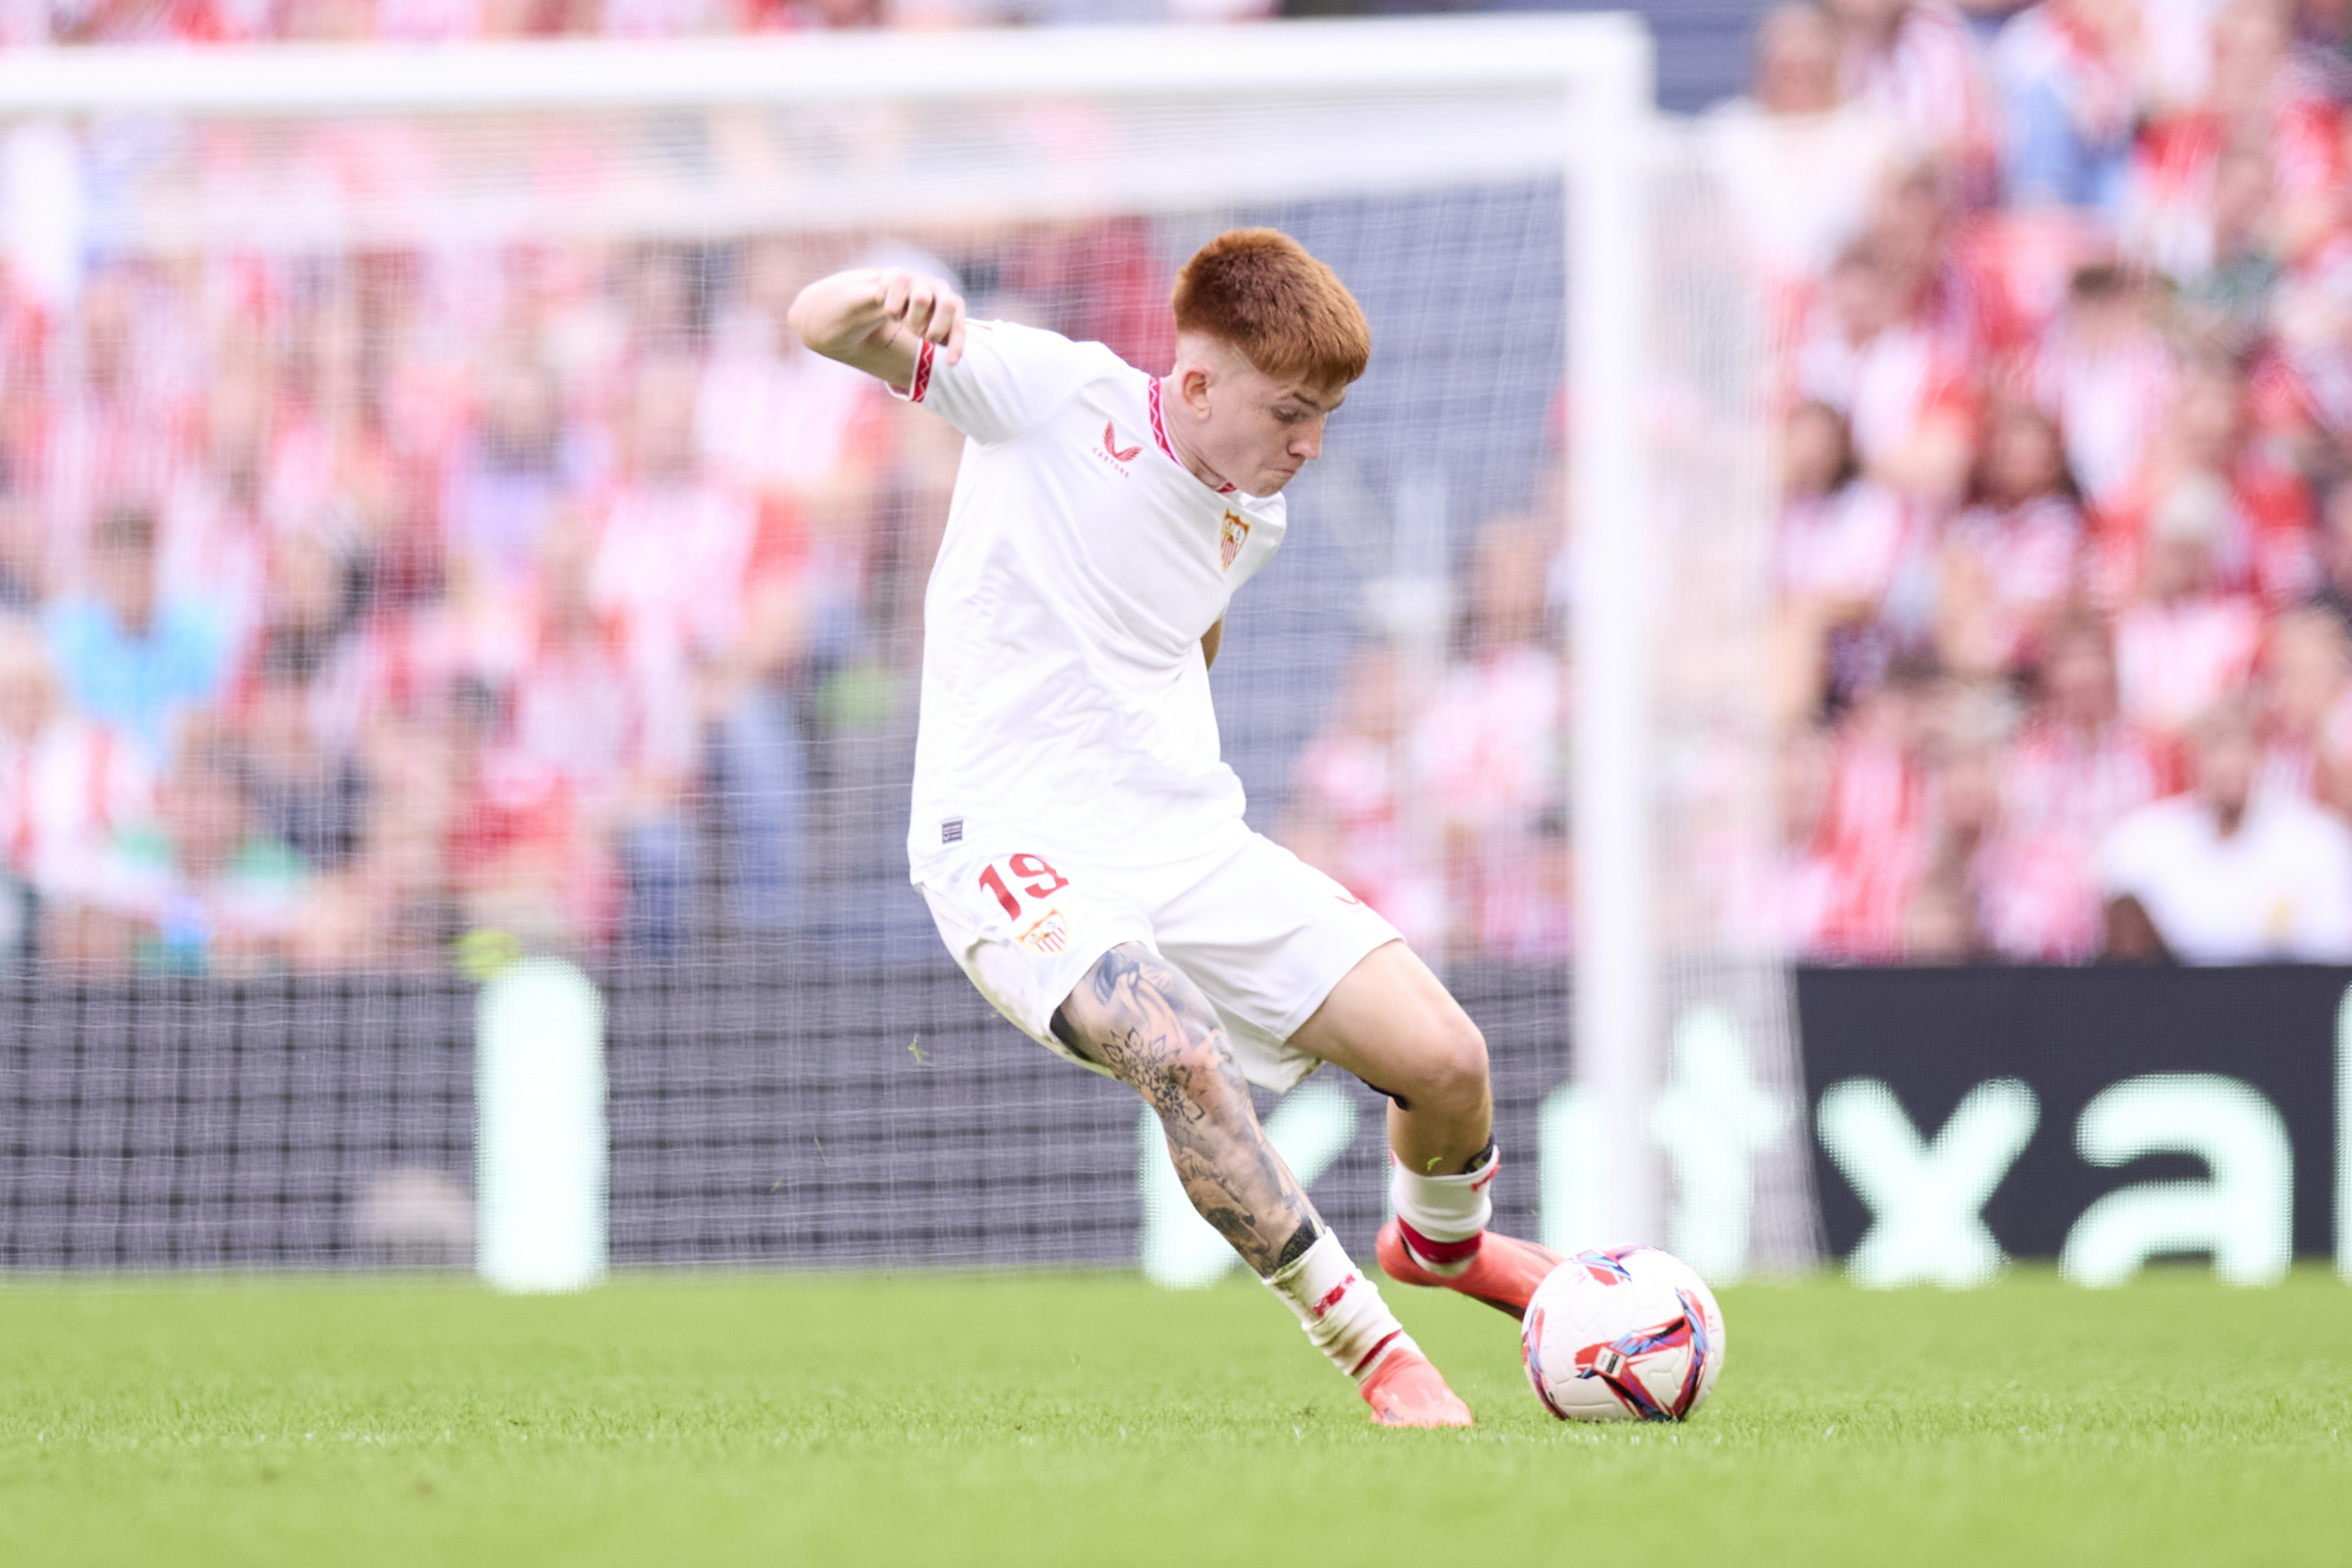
<box><xmin>0</xmin><ymin>20</ymin><xmax>1815</xmax><ymax>1279</ymax></box>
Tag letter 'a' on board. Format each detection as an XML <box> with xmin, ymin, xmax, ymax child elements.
<box><xmin>2061</xmin><ymin>1075</ymin><xmax>2292</xmax><ymax>1288</ymax></box>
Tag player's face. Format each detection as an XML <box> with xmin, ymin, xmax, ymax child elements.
<box><xmin>1203</xmin><ymin>362</ymin><xmax>1346</xmax><ymax>497</ymax></box>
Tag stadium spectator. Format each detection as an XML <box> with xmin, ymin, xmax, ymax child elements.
<box><xmin>1803</xmin><ymin>652</ymin><xmax>1940</xmax><ymax>959</ymax></box>
<box><xmin>1991</xmin><ymin>0</ymin><xmax>2139</xmax><ymax>215</ymax></box>
<box><xmin>2099</xmin><ymin>695</ymin><xmax>2352</xmax><ymax>959</ymax></box>
<box><xmin>1771</xmin><ymin>398</ymin><xmax>1922</xmax><ymax>719</ymax></box>
<box><xmin>1826</xmin><ymin>0</ymin><xmax>1997</xmax><ymax>191</ymax></box>
<box><xmin>42</xmin><ymin>506</ymin><xmax>231</xmax><ymax>763</ymax></box>
<box><xmin>83</xmin><ymin>725</ymin><xmax>310</xmax><ymax>973</ymax></box>
<box><xmin>1709</xmin><ymin>3</ymin><xmax>1911</xmax><ymax>309</ymax></box>
<box><xmin>1420</xmin><ymin>514</ymin><xmax>1567</xmax><ymax>960</ymax></box>
<box><xmin>0</xmin><ymin>615</ymin><xmax>152</xmax><ymax>913</ymax></box>
<box><xmin>2024</xmin><ymin>263</ymin><xmax>2178</xmax><ymax>508</ymax></box>
<box><xmin>1979</xmin><ymin>612</ymin><xmax>2168</xmax><ymax>956</ymax></box>
<box><xmin>2256</xmin><ymin>601</ymin><xmax>2352</xmax><ymax>812</ymax></box>
<box><xmin>591</xmin><ymin>354</ymin><xmax>756</xmax><ymax>670</ymax></box>
<box><xmin>1794</xmin><ymin>238</ymin><xmax>1978</xmax><ymax>505</ymax></box>
<box><xmin>0</xmin><ymin>494</ymin><xmax>41</xmax><ymax>612</ymax></box>
<box><xmin>1282</xmin><ymin>646</ymin><xmax>1443</xmax><ymax>951</ymax></box>
<box><xmin>1904</xmin><ymin>677</ymin><xmax>2013</xmax><ymax>960</ymax></box>
<box><xmin>653</xmin><ymin>306</ymin><xmax>829</xmax><ymax>934</ymax></box>
<box><xmin>696</xmin><ymin>235</ymin><xmax>884</xmax><ymax>668</ymax></box>
<box><xmin>239</xmin><ymin>644</ymin><xmax>368</xmax><ymax>873</ymax></box>
<box><xmin>2096</xmin><ymin>357</ymin><xmax>2316</xmax><ymax>607</ymax></box>
<box><xmin>2309</xmin><ymin>475</ymin><xmax>2352</xmax><ymax>630</ymax></box>
<box><xmin>496</xmin><ymin>515</ymin><xmax>699</xmax><ymax>950</ymax></box>
<box><xmin>2112</xmin><ymin>472</ymin><xmax>2268</xmax><ymax>734</ymax></box>
<box><xmin>2122</xmin><ymin>0</ymin><xmax>2345</xmax><ymax>285</ymax></box>
<box><xmin>1935</xmin><ymin>401</ymin><xmax>2085</xmax><ymax>678</ymax></box>
<box><xmin>443</xmin><ymin>352</ymin><xmax>584</xmax><ymax>602</ymax></box>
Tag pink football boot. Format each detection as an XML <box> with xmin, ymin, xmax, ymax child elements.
<box><xmin>1357</xmin><ymin>1343</ymin><xmax>1474</xmax><ymax>1428</ymax></box>
<box><xmin>1376</xmin><ymin>1220</ymin><xmax>1563</xmax><ymax>1321</ymax></box>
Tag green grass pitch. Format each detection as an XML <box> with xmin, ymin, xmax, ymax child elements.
<box><xmin>3</xmin><ymin>1266</ymin><xmax>2347</xmax><ymax>1566</ymax></box>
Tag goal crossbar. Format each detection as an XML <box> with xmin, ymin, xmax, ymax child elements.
<box><xmin>0</xmin><ymin>17</ymin><xmax>1649</xmax><ymax>116</ymax></box>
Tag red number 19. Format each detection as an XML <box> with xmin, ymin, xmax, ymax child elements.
<box><xmin>978</xmin><ymin>854</ymin><xmax>1069</xmax><ymax>919</ymax></box>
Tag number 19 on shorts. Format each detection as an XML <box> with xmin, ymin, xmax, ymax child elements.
<box><xmin>978</xmin><ymin>854</ymin><xmax>1069</xmax><ymax>920</ymax></box>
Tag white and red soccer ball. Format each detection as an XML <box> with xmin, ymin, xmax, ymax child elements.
<box><xmin>1521</xmin><ymin>1245</ymin><xmax>1726</xmax><ymax>1423</ymax></box>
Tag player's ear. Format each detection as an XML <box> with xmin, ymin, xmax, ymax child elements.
<box><xmin>1179</xmin><ymin>363</ymin><xmax>1214</xmax><ymax>414</ymax></box>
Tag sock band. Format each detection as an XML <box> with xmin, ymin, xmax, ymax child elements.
<box><xmin>1396</xmin><ymin>1218</ymin><xmax>1483</xmax><ymax>1266</ymax></box>
<box><xmin>1348</xmin><ymin>1327</ymin><xmax>1406</xmax><ymax>1379</ymax></box>
<box><xmin>1388</xmin><ymin>1142</ymin><xmax>1501</xmax><ymax>1244</ymax></box>
<box><xmin>1265</xmin><ymin>1229</ymin><xmax>1419</xmax><ymax>1387</ymax></box>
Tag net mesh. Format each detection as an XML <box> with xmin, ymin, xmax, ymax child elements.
<box><xmin>0</xmin><ymin>41</ymin><xmax>1798</xmax><ymax>1276</ymax></box>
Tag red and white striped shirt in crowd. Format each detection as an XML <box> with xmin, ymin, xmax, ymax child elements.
<box><xmin>2090</xmin><ymin>462</ymin><xmax>2318</xmax><ymax>608</ymax></box>
<box><xmin>0</xmin><ymin>717</ymin><xmax>154</xmax><ymax>900</ymax></box>
<box><xmin>503</xmin><ymin>615</ymin><xmax>699</xmax><ymax>821</ymax></box>
<box><xmin>1417</xmin><ymin>644</ymin><xmax>1563</xmax><ymax>835</ymax></box>
<box><xmin>1796</xmin><ymin>312</ymin><xmax>1978</xmax><ymax>484</ymax></box>
<box><xmin>1841</xmin><ymin>2</ymin><xmax>1994</xmax><ymax>180</ymax></box>
<box><xmin>1938</xmin><ymin>493</ymin><xmax>2085</xmax><ymax>670</ymax></box>
<box><xmin>2122</xmin><ymin>93</ymin><xmax>2345</xmax><ymax>280</ymax></box>
<box><xmin>1806</xmin><ymin>722</ymin><xmax>1933</xmax><ymax>960</ymax></box>
<box><xmin>2259</xmin><ymin>687</ymin><xmax>2352</xmax><ymax>811</ymax></box>
<box><xmin>2114</xmin><ymin>591</ymin><xmax>2266</xmax><ymax>733</ymax></box>
<box><xmin>1974</xmin><ymin>711</ymin><xmax>2170</xmax><ymax>959</ymax></box>
<box><xmin>1777</xmin><ymin>478</ymin><xmax>1919</xmax><ymax>608</ymax></box>
<box><xmin>2024</xmin><ymin>318</ymin><xmax>2177</xmax><ymax>506</ymax></box>
<box><xmin>587</xmin><ymin>480</ymin><xmax>758</xmax><ymax>669</ymax></box>
<box><xmin>2263</xmin><ymin>238</ymin><xmax>2352</xmax><ymax>438</ymax></box>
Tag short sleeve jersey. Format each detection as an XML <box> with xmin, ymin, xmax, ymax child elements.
<box><xmin>898</xmin><ymin>322</ymin><xmax>1287</xmax><ymax>877</ymax></box>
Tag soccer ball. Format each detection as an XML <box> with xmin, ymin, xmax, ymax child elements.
<box><xmin>1520</xmin><ymin>1245</ymin><xmax>1726</xmax><ymax>1423</ymax></box>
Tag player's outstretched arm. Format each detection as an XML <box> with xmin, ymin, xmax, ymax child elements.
<box><xmin>786</xmin><ymin>267</ymin><xmax>968</xmax><ymax>391</ymax></box>
<box><xmin>1054</xmin><ymin>942</ymin><xmax>1320</xmax><ymax>1276</ymax></box>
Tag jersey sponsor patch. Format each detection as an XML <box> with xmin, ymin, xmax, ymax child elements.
<box><xmin>942</xmin><ymin>818</ymin><xmax>964</xmax><ymax>845</ymax></box>
<box><xmin>1220</xmin><ymin>510</ymin><xmax>1250</xmax><ymax>571</ymax></box>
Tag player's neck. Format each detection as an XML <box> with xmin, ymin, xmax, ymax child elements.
<box><xmin>1155</xmin><ymin>376</ymin><xmax>1237</xmax><ymax>495</ymax></box>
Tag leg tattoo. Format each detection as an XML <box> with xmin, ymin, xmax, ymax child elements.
<box><xmin>1056</xmin><ymin>942</ymin><xmax>1323</xmax><ymax>1276</ymax></box>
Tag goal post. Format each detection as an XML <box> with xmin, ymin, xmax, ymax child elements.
<box><xmin>0</xmin><ymin>19</ymin><xmax>1813</xmax><ymax>1279</ymax></box>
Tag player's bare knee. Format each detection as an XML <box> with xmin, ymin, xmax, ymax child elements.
<box><xmin>1415</xmin><ymin>1011</ymin><xmax>1490</xmax><ymax>1117</ymax></box>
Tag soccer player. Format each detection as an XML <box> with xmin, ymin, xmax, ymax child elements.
<box><xmin>789</xmin><ymin>231</ymin><xmax>1560</xmax><ymax>1427</ymax></box>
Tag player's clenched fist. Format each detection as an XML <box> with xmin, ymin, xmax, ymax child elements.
<box><xmin>788</xmin><ymin>266</ymin><xmax>967</xmax><ymax>389</ymax></box>
<box><xmin>873</xmin><ymin>268</ymin><xmax>967</xmax><ymax>362</ymax></box>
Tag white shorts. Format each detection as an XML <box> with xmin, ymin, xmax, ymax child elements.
<box><xmin>917</xmin><ymin>826</ymin><xmax>1402</xmax><ymax>1091</ymax></box>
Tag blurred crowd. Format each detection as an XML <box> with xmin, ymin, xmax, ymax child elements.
<box><xmin>0</xmin><ymin>232</ymin><xmax>1041</xmax><ymax>970</ymax></box>
<box><xmin>1281</xmin><ymin>0</ymin><xmax>2352</xmax><ymax>967</ymax></box>
<box><xmin>19</xmin><ymin>0</ymin><xmax>2352</xmax><ymax>973</ymax></box>
<box><xmin>1721</xmin><ymin>0</ymin><xmax>2352</xmax><ymax>963</ymax></box>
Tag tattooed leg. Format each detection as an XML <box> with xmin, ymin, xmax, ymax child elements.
<box><xmin>1053</xmin><ymin>942</ymin><xmax>1321</xmax><ymax>1276</ymax></box>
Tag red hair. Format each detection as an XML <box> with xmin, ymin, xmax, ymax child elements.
<box><xmin>1171</xmin><ymin>229</ymin><xmax>1370</xmax><ymax>387</ymax></box>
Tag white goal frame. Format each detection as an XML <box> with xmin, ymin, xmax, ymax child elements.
<box><xmin>0</xmin><ymin>15</ymin><xmax>1669</xmax><ymax>1247</ymax></box>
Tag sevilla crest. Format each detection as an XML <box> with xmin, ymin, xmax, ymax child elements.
<box><xmin>1219</xmin><ymin>510</ymin><xmax>1250</xmax><ymax>571</ymax></box>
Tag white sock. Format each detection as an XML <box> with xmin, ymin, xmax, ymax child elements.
<box><xmin>1388</xmin><ymin>1142</ymin><xmax>1498</xmax><ymax>1278</ymax></box>
<box><xmin>1263</xmin><ymin>1229</ymin><xmax>1415</xmax><ymax>1384</ymax></box>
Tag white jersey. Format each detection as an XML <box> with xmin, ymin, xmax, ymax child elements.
<box><xmin>898</xmin><ymin>321</ymin><xmax>1286</xmax><ymax>879</ymax></box>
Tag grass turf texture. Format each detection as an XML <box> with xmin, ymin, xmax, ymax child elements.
<box><xmin>2</xmin><ymin>1269</ymin><xmax>2347</xmax><ymax>1566</ymax></box>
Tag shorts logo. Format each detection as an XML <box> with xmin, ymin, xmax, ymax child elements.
<box><xmin>1017</xmin><ymin>908</ymin><xmax>1069</xmax><ymax>955</ymax></box>
<box><xmin>1220</xmin><ymin>510</ymin><xmax>1250</xmax><ymax>571</ymax></box>
<box><xmin>1103</xmin><ymin>422</ymin><xmax>1140</xmax><ymax>463</ymax></box>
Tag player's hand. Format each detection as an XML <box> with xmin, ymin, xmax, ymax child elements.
<box><xmin>874</xmin><ymin>267</ymin><xmax>967</xmax><ymax>366</ymax></box>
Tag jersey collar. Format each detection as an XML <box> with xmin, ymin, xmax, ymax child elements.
<box><xmin>1148</xmin><ymin>375</ymin><xmax>1238</xmax><ymax>496</ymax></box>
